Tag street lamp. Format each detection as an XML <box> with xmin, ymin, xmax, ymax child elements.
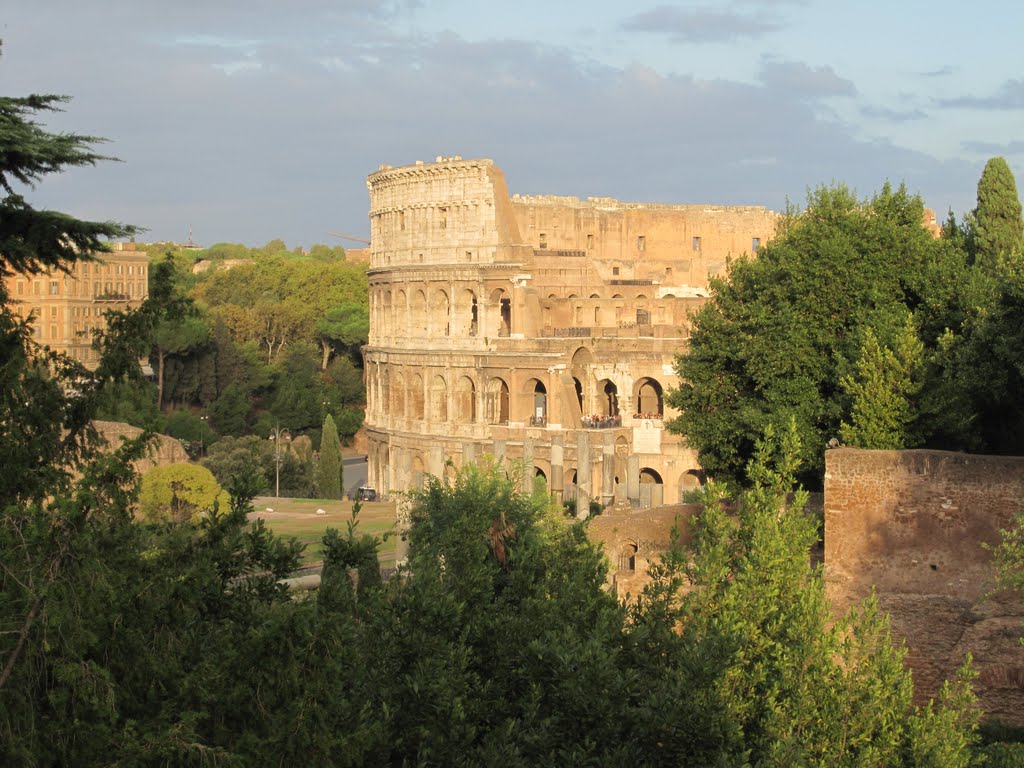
<box><xmin>269</xmin><ymin>425</ymin><xmax>291</xmax><ymax>498</ymax></box>
<box><xmin>199</xmin><ymin>415</ymin><xmax>209</xmax><ymax>458</ymax></box>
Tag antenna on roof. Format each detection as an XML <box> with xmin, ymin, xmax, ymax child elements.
<box><xmin>187</xmin><ymin>225</ymin><xmax>194</xmax><ymax>247</ymax></box>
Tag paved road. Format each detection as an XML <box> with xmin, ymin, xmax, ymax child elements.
<box><xmin>343</xmin><ymin>454</ymin><xmax>369</xmax><ymax>497</ymax></box>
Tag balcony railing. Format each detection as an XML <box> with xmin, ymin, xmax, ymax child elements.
<box><xmin>581</xmin><ymin>415</ymin><xmax>622</xmax><ymax>429</ymax></box>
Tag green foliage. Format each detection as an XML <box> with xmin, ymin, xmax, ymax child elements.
<box><xmin>201</xmin><ymin>434</ymin><xmax>270</xmax><ymax>492</ymax></box>
<box><xmin>628</xmin><ymin>421</ymin><xmax>979</xmax><ymax>765</ymax></box>
<box><xmin>316</xmin><ymin>302</ymin><xmax>369</xmax><ymax>368</ymax></box>
<box><xmin>668</xmin><ymin>182</ymin><xmax>971</xmax><ymax>487</ymax></box>
<box><xmin>839</xmin><ymin>318</ymin><xmax>924</xmax><ymax>448</ymax></box>
<box><xmin>93</xmin><ymin>376</ymin><xmax>164</xmax><ymax>431</ymax></box>
<box><xmin>137</xmin><ymin>462</ymin><xmax>228</xmax><ymax>523</ymax></box>
<box><xmin>973</xmin><ymin>157</ymin><xmax>1024</xmax><ymax>271</ymax></box>
<box><xmin>208</xmin><ymin>381</ymin><xmax>253</xmax><ymax>436</ymax></box>
<box><xmin>317</xmin><ymin>414</ymin><xmax>344</xmax><ymax>499</ymax></box>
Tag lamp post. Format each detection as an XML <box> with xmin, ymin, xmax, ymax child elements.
<box><xmin>269</xmin><ymin>425</ymin><xmax>291</xmax><ymax>498</ymax></box>
<box><xmin>199</xmin><ymin>415</ymin><xmax>208</xmax><ymax>458</ymax></box>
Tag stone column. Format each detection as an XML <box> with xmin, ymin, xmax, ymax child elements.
<box><xmin>550</xmin><ymin>435</ymin><xmax>564</xmax><ymax>506</ymax></box>
<box><xmin>602</xmin><ymin>431</ymin><xmax>615</xmax><ymax>507</ymax></box>
<box><xmin>428</xmin><ymin>444</ymin><xmax>444</xmax><ymax>480</ymax></box>
<box><xmin>493</xmin><ymin>438</ymin><xmax>507</xmax><ymax>473</ymax></box>
<box><xmin>576</xmin><ymin>430</ymin><xmax>591</xmax><ymax>519</ymax></box>
<box><xmin>522</xmin><ymin>437</ymin><xmax>535</xmax><ymax>493</ymax></box>
<box><xmin>627</xmin><ymin>454</ymin><xmax>640</xmax><ymax>507</ymax></box>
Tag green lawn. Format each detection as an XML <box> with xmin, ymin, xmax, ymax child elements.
<box><xmin>249</xmin><ymin>496</ymin><xmax>399</xmax><ymax>566</ymax></box>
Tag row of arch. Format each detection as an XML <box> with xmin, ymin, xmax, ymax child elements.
<box><xmin>371</xmin><ymin>286</ymin><xmax>510</xmax><ymax>340</ymax></box>
<box><xmin>373</xmin><ymin>370</ymin><xmax>665</xmax><ymax>425</ymax></box>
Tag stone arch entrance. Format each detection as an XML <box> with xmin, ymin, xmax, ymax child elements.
<box><xmin>678</xmin><ymin>469</ymin><xmax>702</xmax><ymax>501</ymax></box>
<box><xmin>430</xmin><ymin>374</ymin><xmax>448</xmax><ymax>422</ymax></box>
<box><xmin>485</xmin><ymin>377</ymin><xmax>510</xmax><ymax>425</ymax></box>
<box><xmin>455</xmin><ymin>376</ymin><xmax>476</xmax><ymax>423</ymax></box>
<box><xmin>489</xmin><ymin>288</ymin><xmax>511</xmax><ymax>337</ymax></box>
<box><xmin>525</xmin><ymin>378</ymin><xmax>547</xmax><ymax>426</ymax></box>
<box><xmin>634</xmin><ymin>377</ymin><xmax>664</xmax><ymax>418</ymax></box>
<box><xmin>639</xmin><ymin>467</ymin><xmax>664</xmax><ymax>508</ymax></box>
<box><xmin>598</xmin><ymin>379</ymin><xmax>620</xmax><ymax>418</ymax></box>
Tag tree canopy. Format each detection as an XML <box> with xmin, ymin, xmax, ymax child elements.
<box><xmin>667</xmin><ymin>182</ymin><xmax>975</xmax><ymax>487</ymax></box>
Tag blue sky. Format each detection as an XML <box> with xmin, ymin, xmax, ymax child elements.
<box><xmin>3</xmin><ymin>1</ymin><xmax>1022</xmax><ymax>248</ymax></box>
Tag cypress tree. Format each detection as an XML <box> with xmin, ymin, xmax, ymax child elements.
<box><xmin>973</xmin><ymin>156</ymin><xmax>1024</xmax><ymax>270</ymax></box>
<box><xmin>318</xmin><ymin>413</ymin><xmax>343</xmax><ymax>499</ymax></box>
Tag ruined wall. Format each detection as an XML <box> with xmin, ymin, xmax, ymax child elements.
<box><xmin>363</xmin><ymin>156</ymin><xmax>778</xmax><ymax>507</ymax></box>
<box><xmin>825</xmin><ymin>448</ymin><xmax>1024</xmax><ymax>724</ymax></box>
<box><xmin>587</xmin><ymin>503</ymin><xmax>698</xmax><ymax>599</ymax></box>
<box><xmin>93</xmin><ymin>420</ymin><xmax>189</xmax><ymax>475</ymax></box>
<box><xmin>511</xmin><ymin>195</ymin><xmax>778</xmax><ymax>290</ymax></box>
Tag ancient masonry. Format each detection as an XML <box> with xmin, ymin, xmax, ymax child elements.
<box><xmin>825</xmin><ymin>447</ymin><xmax>1024</xmax><ymax>724</ymax></box>
<box><xmin>362</xmin><ymin>156</ymin><xmax>777</xmax><ymax>507</ymax></box>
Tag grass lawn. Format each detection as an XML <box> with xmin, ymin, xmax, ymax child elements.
<box><xmin>249</xmin><ymin>496</ymin><xmax>399</xmax><ymax>566</ymax></box>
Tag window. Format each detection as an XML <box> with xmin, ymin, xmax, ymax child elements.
<box><xmin>587</xmin><ymin>234</ymin><xmax>594</xmax><ymax>250</ymax></box>
<box><xmin>752</xmin><ymin>237</ymin><xmax>760</xmax><ymax>253</ymax></box>
<box><xmin>438</xmin><ymin>206</ymin><xmax>447</xmax><ymax>229</ymax></box>
<box><xmin>612</xmin><ymin>266</ymin><xmax>620</xmax><ymax>276</ymax></box>
<box><xmin>16</xmin><ymin>281</ymin><xmax>24</xmax><ymax>295</ymax></box>
<box><xmin>50</xmin><ymin>281</ymin><xmax>58</xmax><ymax>295</ymax></box>
<box><xmin>665</xmin><ymin>267</ymin><xmax>673</xmax><ymax>277</ymax></box>
<box><xmin>692</xmin><ymin>236</ymin><xmax>701</xmax><ymax>251</ymax></box>
<box><xmin>539</xmin><ymin>233</ymin><xmax>547</xmax><ymax>249</ymax></box>
<box><xmin>50</xmin><ymin>306</ymin><xmax>57</xmax><ymax>317</ymax></box>
<box><xmin>637</xmin><ymin>235</ymin><xmax>646</xmax><ymax>251</ymax></box>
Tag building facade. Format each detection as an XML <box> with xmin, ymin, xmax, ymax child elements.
<box><xmin>4</xmin><ymin>242</ymin><xmax>149</xmax><ymax>368</ymax></box>
<box><xmin>363</xmin><ymin>156</ymin><xmax>777</xmax><ymax>508</ymax></box>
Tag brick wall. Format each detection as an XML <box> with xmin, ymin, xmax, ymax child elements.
<box><xmin>824</xmin><ymin>448</ymin><xmax>1024</xmax><ymax>723</ymax></box>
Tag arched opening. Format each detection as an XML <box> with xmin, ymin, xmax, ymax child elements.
<box><xmin>526</xmin><ymin>379</ymin><xmax>547</xmax><ymax>426</ymax></box>
<box><xmin>392</xmin><ymin>371</ymin><xmax>406</xmax><ymax>417</ymax></box>
<box><xmin>679</xmin><ymin>470</ymin><xmax>702</xmax><ymax>502</ymax></box>
<box><xmin>486</xmin><ymin>377</ymin><xmax>510</xmax><ymax>425</ymax></box>
<box><xmin>640</xmin><ymin>468</ymin><xmax>663</xmax><ymax>484</ymax></box>
<box><xmin>589</xmin><ymin>293</ymin><xmax>600</xmax><ymax>299</ymax></box>
<box><xmin>598</xmin><ymin>379</ymin><xmax>620</xmax><ymax>418</ymax></box>
<box><xmin>634</xmin><ymin>377</ymin><xmax>664</xmax><ymax>419</ymax></box>
<box><xmin>431</xmin><ymin>289</ymin><xmax>450</xmax><ymax>336</ymax></box>
<box><xmin>412</xmin><ymin>455</ymin><xmax>425</xmax><ymax>490</ymax></box>
<box><xmin>490</xmin><ymin>289</ymin><xmax>511</xmax><ymax>337</ymax></box>
<box><xmin>570</xmin><ymin>346</ymin><xmax>593</xmax><ymax>368</ymax></box>
<box><xmin>461</xmin><ymin>289</ymin><xmax>479</xmax><ymax>337</ymax></box>
<box><xmin>455</xmin><ymin>376</ymin><xmax>476</xmax><ymax>423</ymax></box>
<box><xmin>573</xmin><ymin>377</ymin><xmax>584</xmax><ymax>413</ymax></box>
<box><xmin>410</xmin><ymin>290</ymin><xmax>426</xmax><ymax>336</ymax></box>
<box><xmin>409</xmin><ymin>373</ymin><xmax>424</xmax><ymax>419</ymax></box>
<box><xmin>533</xmin><ymin>466</ymin><xmax>548</xmax><ymax>495</ymax></box>
<box><xmin>430</xmin><ymin>374</ymin><xmax>448</xmax><ymax>422</ymax></box>
<box><xmin>619</xmin><ymin>542</ymin><xmax>638</xmax><ymax>572</ymax></box>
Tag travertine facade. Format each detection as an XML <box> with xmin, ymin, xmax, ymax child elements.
<box><xmin>363</xmin><ymin>157</ymin><xmax>777</xmax><ymax>507</ymax></box>
<box><xmin>4</xmin><ymin>242</ymin><xmax>149</xmax><ymax>368</ymax></box>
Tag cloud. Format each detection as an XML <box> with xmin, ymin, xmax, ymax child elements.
<box><xmin>1</xmin><ymin>10</ymin><xmax>984</xmax><ymax>247</ymax></box>
<box><xmin>919</xmin><ymin>65</ymin><xmax>955</xmax><ymax>78</ymax></box>
<box><xmin>758</xmin><ymin>59</ymin><xmax>857</xmax><ymax>100</ymax></box>
<box><xmin>938</xmin><ymin>78</ymin><xmax>1024</xmax><ymax>110</ymax></box>
<box><xmin>621</xmin><ymin>4</ymin><xmax>782</xmax><ymax>43</ymax></box>
<box><xmin>961</xmin><ymin>139</ymin><xmax>1024</xmax><ymax>156</ymax></box>
<box><xmin>860</xmin><ymin>105</ymin><xmax>927</xmax><ymax>122</ymax></box>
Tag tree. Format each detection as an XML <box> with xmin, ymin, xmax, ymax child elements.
<box><xmin>148</xmin><ymin>258</ymin><xmax>210</xmax><ymax>410</ymax></box>
<box><xmin>137</xmin><ymin>462</ymin><xmax>229</xmax><ymax>523</ymax></box>
<box><xmin>973</xmin><ymin>157</ymin><xmax>1024</xmax><ymax>271</ymax></box>
<box><xmin>317</xmin><ymin>414</ymin><xmax>343</xmax><ymax>499</ymax></box>
<box><xmin>839</xmin><ymin>318</ymin><xmax>924</xmax><ymax>449</ymax></box>
<box><xmin>627</xmin><ymin>422</ymin><xmax>979</xmax><ymax>765</ymax></box>
<box><xmin>316</xmin><ymin>302</ymin><xmax>369</xmax><ymax>368</ymax></box>
<box><xmin>668</xmin><ymin>183</ymin><xmax>970</xmax><ymax>487</ymax></box>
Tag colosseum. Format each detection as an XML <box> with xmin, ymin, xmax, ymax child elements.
<box><xmin>363</xmin><ymin>156</ymin><xmax>778</xmax><ymax>510</ymax></box>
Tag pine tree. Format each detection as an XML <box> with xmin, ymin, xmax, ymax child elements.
<box><xmin>317</xmin><ymin>413</ymin><xmax>343</xmax><ymax>499</ymax></box>
<box><xmin>973</xmin><ymin>156</ymin><xmax>1024</xmax><ymax>271</ymax></box>
<box><xmin>839</xmin><ymin>319</ymin><xmax>924</xmax><ymax>449</ymax></box>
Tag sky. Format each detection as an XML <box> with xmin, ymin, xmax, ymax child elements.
<box><xmin>3</xmin><ymin>1</ymin><xmax>1022</xmax><ymax>249</ymax></box>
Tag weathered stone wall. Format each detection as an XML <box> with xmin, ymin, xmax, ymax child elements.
<box><xmin>587</xmin><ymin>502</ymin><xmax>698</xmax><ymax>599</ymax></box>
<box><xmin>93</xmin><ymin>420</ymin><xmax>188</xmax><ymax>475</ymax></box>
<box><xmin>825</xmin><ymin>448</ymin><xmax>1024</xmax><ymax>723</ymax></box>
